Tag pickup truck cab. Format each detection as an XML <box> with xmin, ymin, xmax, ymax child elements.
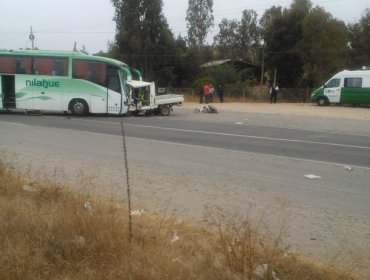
<box><xmin>127</xmin><ymin>80</ymin><xmax>183</xmax><ymax>116</ymax></box>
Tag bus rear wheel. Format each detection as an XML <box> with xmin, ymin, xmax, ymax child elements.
<box><xmin>70</xmin><ymin>99</ymin><xmax>89</xmax><ymax>115</ymax></box>
<box><xmin>317</xmin><ymin>97</ymin><xmax>329</xmax><ymax>106</ymax></box>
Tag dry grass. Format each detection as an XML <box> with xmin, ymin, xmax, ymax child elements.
<box><xmin>0</xmin><ymin>162</ymin><xmax>366</xmax><ymax>280</ymax></box>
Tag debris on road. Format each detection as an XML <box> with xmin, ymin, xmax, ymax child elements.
<box><xmin>194</xmin><ymin>105</ymin><xmax>218</xmax><ymax>113</ymax></box>
<box><xmin>304</xmin><ymin>174</ymin><xmax>322</xmax><ymax>180</ymax></box>
<box><xmin>344</xmin><ymin>165</ymin><xmax>353</xmax><ymax>171</ymax></box>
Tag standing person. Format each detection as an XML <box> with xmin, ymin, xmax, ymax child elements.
<box><xmin>217</xmin><ymin>82</ymin><xmax>224</xmax><ymax>103</ymax></box>
<box><xmin>209</xmin><ymin>84</ymin><xmax>215</xmax><ymax>103</ymax></box>
<box><xmin>203</xmin><ymin>83</ymin><xmax>210</xmax><ymax>104</ymax></box>
<box><xmin>270</xmin><ymin>83</ymin><xmax>279</xmax><ymax>103</ymax></box>
<box><xmin>199</xmin><ymin>85</ymin><xmax>204</xmax><ymax>104</ymax></box>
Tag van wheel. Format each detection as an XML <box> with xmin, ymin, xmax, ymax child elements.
<box><xmin>317</xmin><ymin>97</ymin><xmax>329</xmax><ymax>106</ymax></box>
<box><xmin>159</xmin><ymin>105</ymin><xmax>171</xmax><ymax>116</ymax></box>
<box><xmin>70</xmin><ymin>99</ymin><xmax>89</xmax><ymax>115</ymax></box>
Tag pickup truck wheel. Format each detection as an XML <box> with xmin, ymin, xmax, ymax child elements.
<box><xmin>317</xmin><ymin>97</ymin><xmax>329</xmax><ymax>106</ymax></box>
<box><xmin>159</xmin><ymin>105</ymin><xmax>171</xmax><ymax>116</ymax></box>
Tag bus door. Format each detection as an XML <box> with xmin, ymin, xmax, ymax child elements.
<box><xmin>324</xmin><ymin>78</ymin><xmax>341</xmax><ymax>103</ymax></box>
<box><xmin>106</xmin><ymin>66</ymin><xmax>124</xmax><ymax>114</ymax></box>
<box><xmin>1</xmin><ymin>75</ymin><xmax>16</xmax><ymax>109</ymax></box>
<box><xmin>0</xmin><ymin>76</ymin><xmax>2</xmax><ymax>108</ymax></box>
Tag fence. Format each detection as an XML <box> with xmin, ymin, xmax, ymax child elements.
<box><xmin>162</xmin><ymin>86</ymin><xmax>314</xmax><ymax>103</ymax></box>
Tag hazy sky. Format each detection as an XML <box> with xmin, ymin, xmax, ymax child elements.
<box><xmin>0</xmin><ymin>0</ymin><xmax>368</xmax><ymax>53</ymax></box>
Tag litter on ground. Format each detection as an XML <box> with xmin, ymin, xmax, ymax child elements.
<box><xmin>344</xmin><ymin>165</ymin><xmax>353</xmax><ymax>171</ymax></box>
<box><xmin>22</xmin><ymin>185</ymin><xmax>37</xmax><ymax>193</ymax></box>
<box><xmin>304</xmin><ymin>174</ymin><xmax>322</xmax><ymax>180</ymax></box>
<box><xmin>84</xmin><ymin>201</ymin><xmax>93</xmax><ymax>212</ymax></box>
<box><xmin>194</xmin><ymin>105</ymin><xmax>218</xmax><ymax>113</ymax></box>
<box><xmin>130</xmin><ymin>209</ymin><xmax>144</xmax><ymax>217</ymax></box>
<box><xmin>171</xmin><ymin>230</ymin><xmax>180</xmax><ymax>243</ymax></box>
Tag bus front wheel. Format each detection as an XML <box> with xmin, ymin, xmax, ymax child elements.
<box><xmin>70</xmin><ymin>99</ymin><xmax>89</xmax><ymax>115</ymax></box>
<box><xmin>317</xmin><ymin>97</ymin><xmax>329</xmax><ymax>106</ymax></box>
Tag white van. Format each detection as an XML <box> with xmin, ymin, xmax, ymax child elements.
<box><xmin>310</xmin><ymin>69</ymin><xmax>370</xmax><ymax>106</ymax></box>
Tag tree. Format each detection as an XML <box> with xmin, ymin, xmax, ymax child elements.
<box><xmin>213</xmin><ymin>18</ymin><xmax>240</xmax><ymax>59</ymax></box>
<box><xmin>260</xmin><ymin>0</ymin><xmax>313</xmax><ymax>87</ymax></box>
<box><xmin>186</xmin><ymin>0</ymin><xmax>214</xmax><ymax>49</ymax></box>
<box><xmin>111</xmin><ymin>0</ymin><xmax>179</xmax><ymax>86</ymax></box>
<box><xmin>238</xmin><ymin>9</ymin><xmax>260</xmax><ymax>63</ymax></box>
<box><xmin>348</xmin><ymin>9</ymin><xmax>370</xmax><ymax>68</ymax></box>
<box><xmin>300</xmin><ymin>7</ymin><xmax>348</xmax><ymax>86</ymax></box>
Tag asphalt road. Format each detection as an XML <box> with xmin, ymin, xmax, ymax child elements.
<box><xmin>1</xmin><ymin>112</ymin><xmax>369</xmax><ymax>168</ymax></box>
<box><xmin>0</xmin><ymin>111</ymin><xmax>370</xmax><ymax>271</ymax></box>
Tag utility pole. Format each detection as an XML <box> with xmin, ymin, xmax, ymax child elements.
<box><xmin>260</xmin><ymin>49</ymin><xmax>265</xmax><ymax>95</ymax></box>
<box><xmin>29</xmin><ymin>27</ymin><xmax>35</xmax><ymax>50</ymax></box>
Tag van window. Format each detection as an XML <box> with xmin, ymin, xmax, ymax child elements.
<box><xmin>326</xmin><ymin>78</ymin><xmax>340</xmax><ymax>88</ymax></box>
<box><xmin>344</xmin><ymin>77</ymin><xmax>362</xmax><ymax>88</ymax></box>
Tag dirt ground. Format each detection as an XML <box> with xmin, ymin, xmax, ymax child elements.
<box><xmin>1</xmin><ymin>102</ymin><xmax>369</xmax><ymax>275</ymax></box>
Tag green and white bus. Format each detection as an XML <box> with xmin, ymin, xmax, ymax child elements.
<box><xmin>0</xmin><ymin>50</ymin><xmax>183</xmax><ymax>115</ymax></box>
<box><xmin>310</xmin><ymin>69</ymin><xmax>370</xmax><ymax>106</ymax></box>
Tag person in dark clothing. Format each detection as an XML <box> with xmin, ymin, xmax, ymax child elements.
<box><xmin>199</xmin><ymin>86</ymin><xmax>204</xmax><ymax>104</ymax></box>
<box><xmin>270</xmin><ymin>83</ymin><xmax>279</xmax><ymax>103</ymax></box>
<box><xmin>217</xmin><ymin>82</ymin><xmax>224</xmax><ymax>103</ymax></box>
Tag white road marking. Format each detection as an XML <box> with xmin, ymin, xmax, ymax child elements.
<box><xmin>0</xmin><ymin>121</ymin><xmax>25</xmax><ymax>126</ymax></box>
<box><xmin>2</xmin><ymin>120</ymin><xmax>370</xmax><ymax>170</ymax></box>
<box><xmin>75</xmin><ymin>119</ymin><xmax>370</xmax><ymax>150</ymax></box>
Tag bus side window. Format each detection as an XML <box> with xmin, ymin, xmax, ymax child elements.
<box><xmin>73</xmin><ymin>60</ymin><xmax>107</xmax><ymax>86</ymax></box>
<box><xmin>108</xmin><ymin>76</ymin><xmax>121</xmax><ymax>93</ymax></box>
<box><xmin>33</xmin><ymin>57</ymin><xmax>68</xmax><ymax>76</ymax></box>
<box><xmin>16</xmin><ymin>57</ymin><xmax>32</xmax><ymax>74</ymax></box>
<box><xmin>53</xmin><ymin>59</ymin><xmax>67</xmax><ymax>76</ymax></box>
<box><xmin>0</xmin><ymin>56</ymin><xmax>16</xmax><ymax>73</ymax></box>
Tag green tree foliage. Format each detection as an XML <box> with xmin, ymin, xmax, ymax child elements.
<box><xmin>213</xmin><ymin>19</ymin><xmax>240</xmax><ymax>59</ymax></box>
<box><xmin>186</xmin><ymin>0</ymin><xmax>214</xmax><ymax>49</ymax></box>
<box><xmin>172</xmin><ymin>35</ymin><xmax>202</xmax><ymax>87</ymax></box>
<box><xmin>208</xmin><ymin>65</ymin><xmax>238</xmax><ymax>84</ymax></box>
<box><xmin>261</xmin><ymin>0</ymin><xmax>312</xmax><ymax>87</ymax></box>
<box><xmin>213</xmin><ymin>9</ymin><xmax>260</xmax><ymax>63</ymax></box>
<box><xmin>111</xmin><ymin>0</ymin><xmax>179</xmax><ymax>86</ymax></box>
<box><xmin>239</xmin><ymin>9</ymin><xmax>260</xmax><ymax>63</ymax></box>
<box><xmin>300</xmin><ymin>7</ymin><xmax>348</xmax><ymax>86</ymax></box>
<box><xmin>348</xmin><ymin>9</ymin><xmax>370</xmax><ymax>68</ymax></box>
